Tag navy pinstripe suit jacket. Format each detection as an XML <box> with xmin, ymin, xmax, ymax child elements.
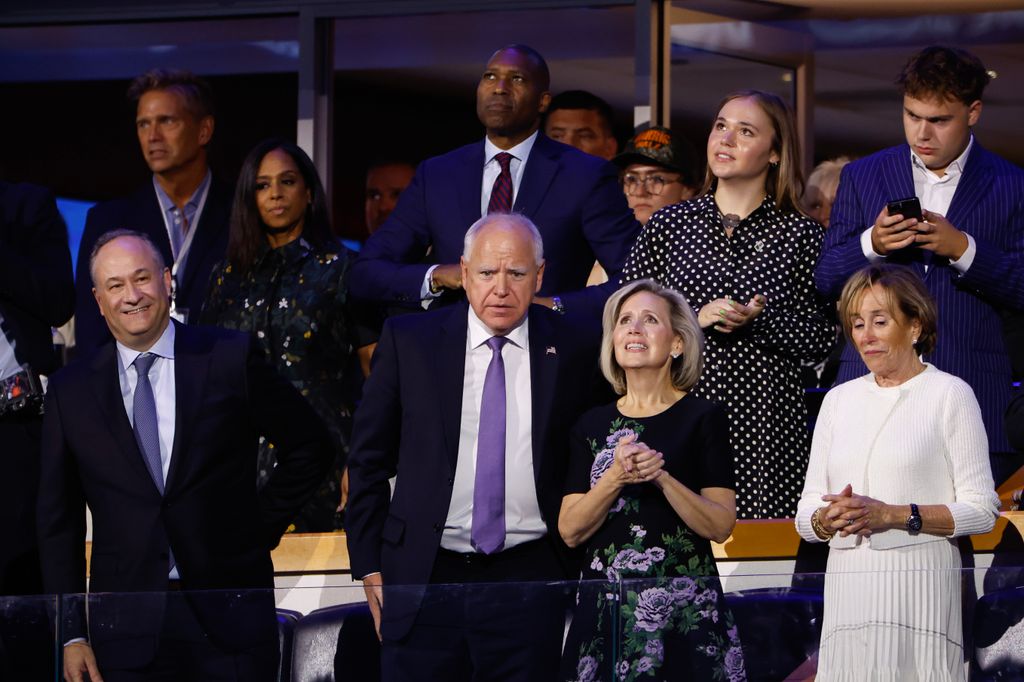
<box><xmin>815</xmin><ymin>141</ymin><xmax>1024</xmax><ymax>452</ymax></box>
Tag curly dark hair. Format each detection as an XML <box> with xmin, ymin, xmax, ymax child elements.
<box><xmin>896</xmin><ymin>46</ymin><xmax>991</xmax><ymax>105</ymax></box>
<box><xmin>228</xmin><ymin>138</ymin><xmax>334</xmax><ymax>274</ymax></box>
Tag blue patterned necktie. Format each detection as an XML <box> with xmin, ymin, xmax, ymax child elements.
<box><xmin>487</xmin><ymin>152</ymin><xmax>514</xmax><ymax>214</ymax></box>
<box><xmin>133</xmin><ymin>353</ymin><xmax>175</xmax><ymax>573</ymax></box>
<box><xmin>471</xmin><ymin>336</ymin><xmax>508</xmax><ymax>554</ymax></box>
<box><xmin>133</xmin><ymin>353</ymin><xmax>164</xmax><ymax>494</ymax></box>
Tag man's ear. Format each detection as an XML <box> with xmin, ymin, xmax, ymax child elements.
<box><xmin>967</xmin><ymin>100</ymin><xmax>982</xmax><ymax>127</ymax></box>
<box><xmin>92</xmin><ymin>288</ymin><xmax>105</xmax><ymax>318</ymax></box>
<box><xmin>534</xmin><ymin>260</ymin><xmax>546</xmax><ymax>294</ymax></box>
<box><xmin>198</xmin><ymin>116</ymin><xmax>214</xmax><ymax>147</ymax></box>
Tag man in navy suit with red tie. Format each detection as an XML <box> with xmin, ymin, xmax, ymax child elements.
<box><xmin>815</xmin><ymin>46</ymin><xmax>1024</xmax><ymax>483</ymax></box>
<box><xmin>349</xmin><ymin>44</ymin><xmax>640</xmax><ymax>320</ymax></box>
<box><xmin>346</xmin><ymin>214</ymin><xmax>603</xmax><ymax>681</ymax></box>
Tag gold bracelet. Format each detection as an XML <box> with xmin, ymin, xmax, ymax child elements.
<box><xmin>811</xmin><ymin>508</ymin><xmax>835</xmax><ymax>541</ymax></box>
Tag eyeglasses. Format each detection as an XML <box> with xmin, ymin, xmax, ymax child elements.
<box><xmin>622</xmin><ymin>173</ymin><xmax>681</xmax><ymax>196</ymax></box>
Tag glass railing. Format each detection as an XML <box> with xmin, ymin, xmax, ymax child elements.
<box><xmin>1</xmin><ymin>568</ymin><xmax>1022</xmax><ymax>680</ymax></box>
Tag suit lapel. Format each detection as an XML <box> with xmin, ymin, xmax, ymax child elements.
<box><xmin>884</xmin><ymin>145</ymin><xmax>916</xmax><ymax>202</ymax></box>
<box><xmin>89</xmin><ymin>343</ymin><xmax>161</xmax><ymax>493</ymax></box>
<box><xmin>438</xmin><ymin>304</ymin><xmax>470</xmax><ymax>473</ymax></box>
<box><xmin>166</xmin><ymin>322</ymin><xmax>210</xmax><ymax>492</ymax></box>
<box><xmin>946</xmin><ymin>141</ymin><xmax>992</xmax><ymax>231</ymax></box>
<box><xmin>515</xmin><ymin>135</ymin><xmax>559</xmax><ymax>216</ymax></box>
<box><xmin>457</xmin><ymin>142</ymin><xmax>487</xmax><ymax>231</ymax></box>
<box><xmin>528</xmin><ymin>307</ymin><xmax>559</xmax><ymax>485</ymax></box>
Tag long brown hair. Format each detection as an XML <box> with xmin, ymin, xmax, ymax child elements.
<box><xmin>701</xmin><ymin>89</ymin><xmax>804</xmax><ymax>213</ymax></box>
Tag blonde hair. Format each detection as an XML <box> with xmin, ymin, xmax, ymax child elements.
<box><xmin>600</xmin><ymin>279</ymin><xmax>704</xmax><ymax>395</ymax></box>
<box><xmin>838</xmin><ymin>265</ymin><xmax>938</xmax><ymax>355</ymax></box>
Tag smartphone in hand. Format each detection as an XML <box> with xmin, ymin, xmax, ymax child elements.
<box><xmin>886</xmin><ymin>196</ymin><xmax>923</xmax><ymax>222</ymax></box>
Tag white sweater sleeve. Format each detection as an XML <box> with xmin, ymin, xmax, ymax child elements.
<box><xmin>796</xmin><ymin>388</ymin><xmax>836</xmax><ymax>543</ymax></box>
<box><xmin>942</xmin><ymin>379</ymin><xmax>1000</xmax><ymax>537</ymax></box>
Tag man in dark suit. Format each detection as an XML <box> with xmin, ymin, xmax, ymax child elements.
<box><xmin>346</xmin><ymin>214</ymin><xmax>602</xmax><ymax>681</ymax></box>
<box><xmin>74</xmin><ymin>69</ymin><xmax>233</xmax><ymax>354</ymax></box>
<box><xmin>815</xmin><ymin>45</ymin><xmax>1024</xmax><ymax>482</ymax></box>
<box><xmin>38</xmin><ymin>230</ymin><xmax>332</xmax><ymax>682</ymax></box>
<box><xmin>0</xmin><ymin>180</ymin><xmax>74</xmax><ymax>680</ymax></box>
<box><xmin>349</xmin><ymin>44</ymin><xmax>639</xmax><ymax>320</ymax></box>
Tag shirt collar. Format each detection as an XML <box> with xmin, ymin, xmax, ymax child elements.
<box><xmin>484</xmin><ymin>130</ymin><xmax>539</xmax><ymax>167</ymax></box>
<box><xmin>152</xmin><ymin>169</ymin><xmax>212</xmax><ymax>215</ymax></box>
<box><xmin>116</xmin><ymin>319</ymin><xmax>176</xmax><ymax>371</ymax></box>
<box><xmin>467</xmin><ymin>304</ymin><xmax>529</xmax><ymax>351</ymax></box>
<box><xmin>910</xmin><ymin>134</ymin><xmax>973</xmax><ymax>180</ymax></box>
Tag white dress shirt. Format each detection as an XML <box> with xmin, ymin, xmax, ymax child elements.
<box><xmin>420</xmin><ymin>131</ymin><xmax>541</xmax><ymax>302</ymax></box>
<box><xmin>860</xmin><ymin>136</ymin><xmax>976</xmax><ymax>272</ymax></box>
<box><xmin>441</xmin><ymin>307</ymin><xmax>546</xmax><ymax>552</ymax></box>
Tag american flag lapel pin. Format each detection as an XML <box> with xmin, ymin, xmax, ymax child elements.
<box><xmin>546</xmin><ymin>346</ymin><xmax>557</xmax><ymax>355</ymax></box>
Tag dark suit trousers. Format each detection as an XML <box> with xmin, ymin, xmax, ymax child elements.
<box><xmin>381</xmin><ymin>538</ymin><xmax>565</xmax><ymax>682</ymax></box>
<box><xmin>98</xmin><ymin>589</ymin><xmax>278</xmax><ymax>682</ymax></box>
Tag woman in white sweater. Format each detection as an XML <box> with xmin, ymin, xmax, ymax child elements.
<box><xmin>796</xmin><ymin>264</ymin><xmax>1000</xmax><ymax>682</ymax></box>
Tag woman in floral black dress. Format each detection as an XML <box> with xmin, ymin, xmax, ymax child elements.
<box><xmin>559</xmin><ymin>279</ymin><xmax>745</xmax><ymax>682</ymax></box>
<box><xmin>202</xmin><ymin>138</ymin><xmax>353</xmax><ymax>531</ymax></box>
<box><xmin>621</xmin><ymin>90</ymin><xmax>833</xmax><ymax>519</ymax></box>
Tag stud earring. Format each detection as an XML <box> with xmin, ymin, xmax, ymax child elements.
<box><xmin>671</xmin><ymin>351</ymin><xmax>681</xmax><ymax>359</ymax></box>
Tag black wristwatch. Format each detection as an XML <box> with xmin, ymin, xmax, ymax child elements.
<box><xmin>906</xmin><ymin>503</ymin><xmax>923</xmax><ymax>533</ymax></box>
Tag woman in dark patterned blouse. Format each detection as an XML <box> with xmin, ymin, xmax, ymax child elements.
<box><xmin>202</xmin><ymin>138</ymin><xmax>353</xmax><ymax>531</ymax></box>
<box><xmin>621</xmin><ymin>90</ymin><xmax>833</xmax><ymax>519</ymax></box>
<box><xmin>559</xmin><ymin>278</ymin><xmax>744</xmax><ymax>682</ymax></box>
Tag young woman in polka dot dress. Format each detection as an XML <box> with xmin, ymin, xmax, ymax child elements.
<box><xmin>622</xmin><ymin>90</ymin><xmax>834</xmax><ymax>518</ymax></box>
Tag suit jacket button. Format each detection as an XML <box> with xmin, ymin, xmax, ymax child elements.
<box><xmin>447</xmin><ymin>478</ymin><xmax>454</xmax><ymax>486</ymax></box>
<box><xmin>433</xmin><ymin>523</ymin><xmax>442</xmax><ymax>532</ymax></box>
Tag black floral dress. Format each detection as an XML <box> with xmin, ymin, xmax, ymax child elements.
<box><xmin>621</xmin><ymin>194</ymin><xmax>833</xmax><ymax>518</ymax></box>
<box><xmin>201</xmin><ymin>237</ymin><xmax>354</xmax><ymax>531</ymax></box>
<box><xmin>561</xmin><ymin>397</ymin><xmax>746</xmax><ymax>682</ymax></box>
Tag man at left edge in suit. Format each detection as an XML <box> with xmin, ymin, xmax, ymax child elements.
<box><xmin>74</xmin><ymin>69</ymin><xmax>232</xmax><ymax>354</ymax></box>
<box><xmin>38</xmin><ymin>230</ymin><xmax>333</xmax><ymax>682</ymax></box>
<box><xmin>346</xmin><ymin>214</ymin><xmax>603</xmax><ymax>681</ymax></box>
<box><xmin>350</xmin><ymin>44</ymin><xmax>640</xmax><ymax>320</ymax></box>
<box><xmin>0</xmin><ymin>181</ymin><xmax>74</xmax><ymax>681</ymax></box>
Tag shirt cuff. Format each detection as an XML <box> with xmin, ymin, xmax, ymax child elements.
<box><xmin>64</xmin><ymin>638</ymin><xmax>88</xmax><ymax>647</ymax></box>
<box><xmin>359</xmin><ymin>571</ymin><xmax>382</xmax><ymax>581</ymax></box>
<box><xmin>949</xmin><ymin>233</ymin><xmax>977</xmax><ymax>274</ymax></box>
<box><xmin>420</xmin><ymin>265</ymin><xmax>441</xmax><ymax>305</ymax></box>
<box><xmin>860</xmin><ymin>227</ymin><xmax>885</xmax><ymax>262</ymax></box>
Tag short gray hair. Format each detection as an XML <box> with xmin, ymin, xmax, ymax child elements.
<box><xmin>600</xmin><ymin>279</ymin><xmax>704</xmax><ymax>395</ymax></box>
<box><xmin>462</xmin><ymin>213</ymin><xmax>544</xmax><ymax>266</ymax></box>
<box><xmin>90</xmin><ymin>229</ymin><xmax>167</xmax><ymax>287</ymax></box>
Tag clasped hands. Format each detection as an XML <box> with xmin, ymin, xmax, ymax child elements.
<box><xmin>870</xmin><ymin>206</ymin><xmax>968</xmax><ymax>260</ymax></box>
<box><xmin>697</xmin><ymin>294</ymin><xmax>766</xmax><ymax>333</ymax></box>
<box><xmin>607</xmin><ymin>433</ymin><xmax>665</xmax><ymax>487</ymax></box>
<box><xmin>817</xmin><ymin>483</ymin><xmax>892</xmax><ymax>538</ymax></box>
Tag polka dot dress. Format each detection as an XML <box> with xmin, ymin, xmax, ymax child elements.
<box><xmin>622</xmin><ymin>194</ymin><xmax>834</xmax><ymax>518</ymax></box>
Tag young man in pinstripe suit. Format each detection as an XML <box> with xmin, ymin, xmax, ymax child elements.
<box><xmin>816</xmin><ymin>45</ymin><xmax>1024</xmax><ymax>486</ymax></box>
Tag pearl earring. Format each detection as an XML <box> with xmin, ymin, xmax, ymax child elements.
<box><xmin>671</xmin><ymin>351</ymin><xmax>681</xmax><ymax>359</ymax></box>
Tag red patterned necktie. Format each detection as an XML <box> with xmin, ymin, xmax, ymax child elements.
<box><xmin>487</xmin><ymin>152</ymin><xmax>514</xmax><ymax>214</ymax></box>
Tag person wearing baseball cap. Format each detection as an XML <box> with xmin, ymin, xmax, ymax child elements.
<box><xmin>613</xmin><ymin>126</ymin><xmax>701</xmax><ymax>225</ymax></box>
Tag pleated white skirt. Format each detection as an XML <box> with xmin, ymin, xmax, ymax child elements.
<box><xmin>816</xmin><ymin>538</ymin><xmax>965</xmax><ymax>682</ymax></box>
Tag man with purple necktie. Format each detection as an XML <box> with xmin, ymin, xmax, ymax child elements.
<box><xmin>346</xmin><ymin>214</ymin><xmax>604</xmax><ymax>681</ymax></box>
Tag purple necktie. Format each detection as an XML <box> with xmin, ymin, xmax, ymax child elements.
<box><xmin>472</xmin><ymin>336</ymin><xmax>508</xmax><ymax>554</ymax></box>
<box><xmin>487</xmin><ymin>152</ymin><xmax>514</xmax><ymax>214</ymax></box>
